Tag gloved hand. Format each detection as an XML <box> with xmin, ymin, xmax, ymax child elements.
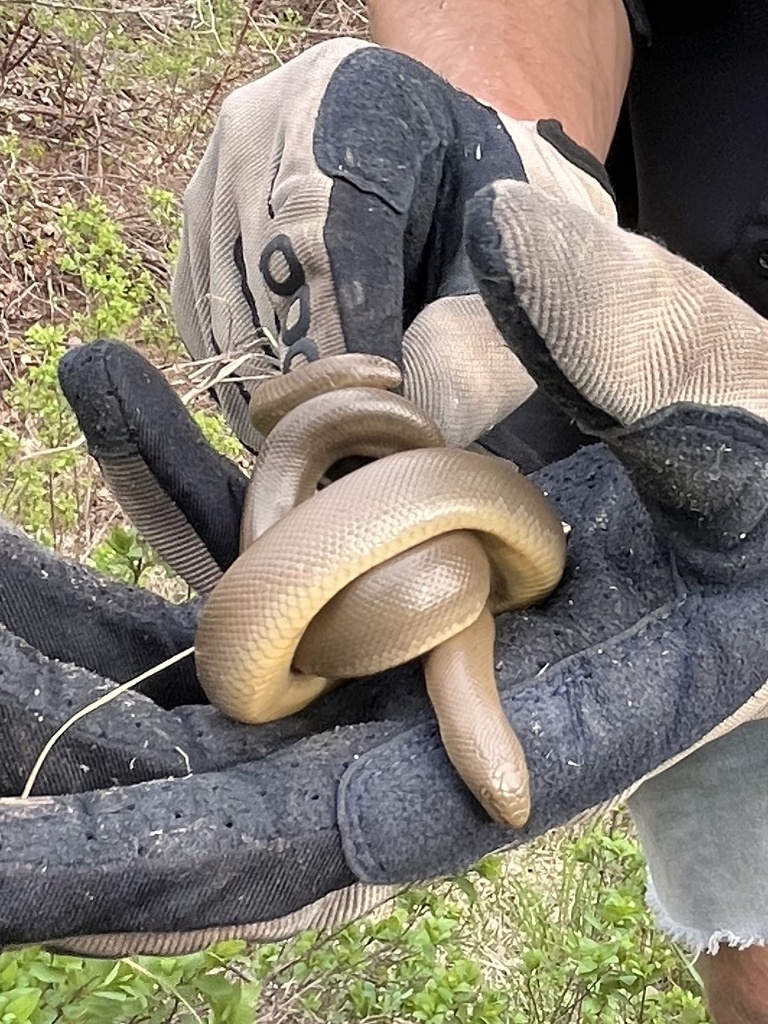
<box><xmin>3</xmin><ymin>183</ymin><xmax>768</xmax><ymax>960</ymax></box>
<box><xmin>172</xmin><ymin>36</ymin><xmax>615</xmax><ymax>460</ymax></box>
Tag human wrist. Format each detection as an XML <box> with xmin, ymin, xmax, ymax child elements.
<box><xmin>367</xmin><ymin>0</ymin><xmax>631</xmax><ymax>161</ymax></box>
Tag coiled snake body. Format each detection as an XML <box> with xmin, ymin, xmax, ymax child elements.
<box><xmin>195</xmin><ymin>353</ymin><xmax>567</xmax><ymax>828</ymax></box>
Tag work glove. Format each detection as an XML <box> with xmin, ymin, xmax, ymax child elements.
<box><xmin>3</xmin><ymin>183</ymin><xmax>768</xmax><ymax>959</ymax></box>
<box><xmin>171</xmin><ymin>36</ymin><xmax>615</xmax><ymax>463</ymax></box>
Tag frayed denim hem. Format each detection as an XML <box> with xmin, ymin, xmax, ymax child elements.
<box><xmin>645</xmin><ymin>874</ymin><xmax>768</xmax><ymax>956</ymax></box>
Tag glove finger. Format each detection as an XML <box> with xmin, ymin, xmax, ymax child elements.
<box><xmin>465</xmin><ymin>180</ymin><xmax>768</xmax><ymax>545</ymax></box>
<box><xmin>465</xmin><ymin>179</ymin><xmax>768</xmax><ymax>432</ymax></box>
<box><xmin>58</xmin><ymin>339</ymin><xmax>248</xmax><ymax>592</ymax></box>
<box><xmin>402</xmin><ymin>291</ymin><xmax>594</xmax><ymax>455</ymax></box>
<box><xmin>0</xmin><ymin>515</ymin><xmax>203</xmax><ymax>707</ymax></box>
<box><xmin>0</xmin><ymin>622</ymin><xmax>202</xmax><ymax>797</ymax></box>
<box><xmin>0</xmin><ymin>612</ymin><xmax>387</xmax><ymax>801</ymax></box>
<box><xmin>0</xmin><ymin>715</ymin><xmax>406</xmax><ymax>953</ymax></box>
<box><xmin>401</xmin><ymin>293</ymin><xmax>535</xmax><ymax>448</ymax></box>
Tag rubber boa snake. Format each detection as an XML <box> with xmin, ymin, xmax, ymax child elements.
<box><xmin>194</xmin><ymin>353</ymin><xmax>568</xmax><ymax>828</ymax></box>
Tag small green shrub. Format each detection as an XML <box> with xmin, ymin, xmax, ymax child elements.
<box><xmin>1</xmin><ymin>191</ymin><xmax>184</xmax><ymax>548</ymax></box>
<box><xmin>193</xmin><ymin>408</ymin><xmax>246</xmax><ymax>463</ymax></box>
<box><xmin>1</xmin><ymin>324</ymin><xmax>81</xmax><ymax>547</ymax></box>
<box><xmin>87</xmin><ymin>524</ymin><xmax>167</xmax><ymax>587</ymax></box>
<box><xmin>0</xmin><ymin>940</ymin><xmax>260</xmax><ymax>1024</ymax></box>
<box><xmin>56</xmin><ymin>196</ymin><xmax>155</xmax><ymax>340</ymax></box>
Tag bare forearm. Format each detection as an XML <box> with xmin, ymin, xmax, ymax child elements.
<box><xmin>367</xmin><ymin>0</ymin><xmax>632</xmax><ymax>161</ymax></box>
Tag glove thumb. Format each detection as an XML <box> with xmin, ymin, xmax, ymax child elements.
<box><xmin>465</xmin><ymin>180</ymin><xmax>768</xmax><ymax>543</ymax></box>
<box><xmin>402</xmin><ymin>292</ymin><xmax>537</xmax><ymax>448</ymax></box>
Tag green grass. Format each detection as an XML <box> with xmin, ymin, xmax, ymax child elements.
<box><xmin>0</xmin><ymin>2</ymin><xmax>712</xmax><ymax>1021</ymax></box>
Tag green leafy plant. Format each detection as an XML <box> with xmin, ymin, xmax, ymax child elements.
<box><xmin>1</xmin><ymin>188</ymin><xmax>185</xmax><ymax>549</ymax></box>
<box><xmin>1</xmin><ymin>324</ymin><xmax>82</xmax><ymax>547</ymax></box>
<box><xmin>87</xmin><ymin>524</ymin><xmax>167</xmax><ymax>587</ymax></box>
<box><xmin>193</xmin><ymin>408</ymin><xmax>246</xmax><ymax>462</ymax></box>
<box><xmin>0</xmin><ymin>940</ymin><xmax>260</xmax><ymax>1024</ymax></box>
<box><xmin>56</xmin><ymin>196</ymin><xmax>155</xmax><ymax>340</ymax></box>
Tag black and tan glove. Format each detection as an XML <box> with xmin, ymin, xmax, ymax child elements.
<box><xmin>172</xmin><ymin>37</ymin><xmax>616</xmax><ymax>458</ymax></box>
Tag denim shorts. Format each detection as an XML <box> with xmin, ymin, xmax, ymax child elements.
<box><xmin>626</xmin><ymin>718</ymin><xmax>768</xmax><ymax>954</ymax></box>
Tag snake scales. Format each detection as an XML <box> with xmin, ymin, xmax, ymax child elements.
<box><xmin>194</xmin><ymin>353</ymin><xmax>567</xmax><ymax>827</ymax></box>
